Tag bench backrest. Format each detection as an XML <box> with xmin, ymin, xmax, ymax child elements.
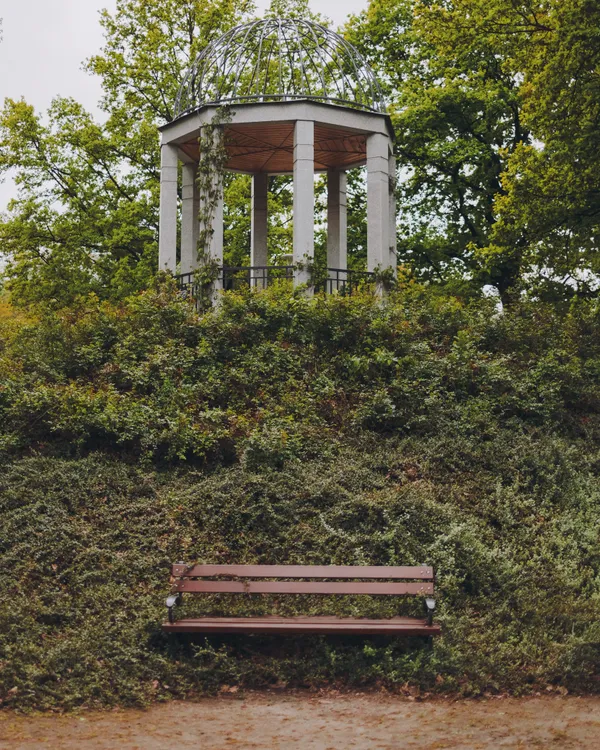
<box><xmin>170</xmin><ymin>564</ymin><xmax>435</xmax><ymax>596</ymax></box>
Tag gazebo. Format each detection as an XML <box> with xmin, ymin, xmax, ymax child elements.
<box><xmin>158</xmin><ymin>18</ymin><xmax>396</xmax><ymax>293</ymax></box>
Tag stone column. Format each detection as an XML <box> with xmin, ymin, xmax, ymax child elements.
<box><xmin>251</xmin><ymin>172</ymin><xmax>269</xmax><ymax>288</ymax></box>
<box><xmin>388</xmin><ymin>149</ymin><xmax>397</xmax><ymax>275</ymax></box>
<box><xmin>158</xmin><ymin>143</ymin><xmax>179</xmax><ymax>272</ymax></box>
<box><xmin>327</xmin><ymin>168</ymin><xmax>348</xmax><ymax>290</ymax></box>
<box><xmin>180</xmin><ymin>162</ymin><xmax>199</xmax><ymax>275</ymax></box>
<box><xmin>366</xmin><ymin>133</ymin><xmax>390</xmax><ymax>274</ymax></box>
<box><xmin>293</xmin><ymin>120</ymin><xmax>315</xmax><ymax>287</ymax></box>
<box><xmin>209</xmin><ymin>178</ymin><xmax>224</xmax><ymax>291</ymax></box>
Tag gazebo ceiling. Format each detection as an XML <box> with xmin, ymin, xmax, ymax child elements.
<box><xmin>179</xmin><ymin>121</ymin><xmax>367</xmax><ymax>173</ymax></box>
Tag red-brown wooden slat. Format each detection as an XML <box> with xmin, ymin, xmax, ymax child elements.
<box><xmin>186</xmin><ymin>123</ymin><xmax>370</xmax><ymax>173</ymax></box>
<box><xmin>162</xmin><ymin>616</ymin><xmax>441</xmax><ymax>636</ymax></box>
<box><xmin>165</xmin><ymin>615</ymin><xmax>397</xmax><ymax>623</ymax></box>
<box><xmin>171</xmin><ymin>564</ymin><xmax>434</xmax><ymax>580</ymax></box>
<box><xmin>172</xmin><ymin>580</ymin><xmax>434</xmax><ymax>595</ymax></box>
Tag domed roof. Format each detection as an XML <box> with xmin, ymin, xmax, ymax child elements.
<box><xmin>173</xmin><ymin>18</ymin><xmax>386</xmax><ymax>120</ymax></box>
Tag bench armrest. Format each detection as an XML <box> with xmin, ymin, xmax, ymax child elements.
<box><xmin>424</xmin><ymin>598</ymin><xmax>436</xmax><ymax>627</ymax></box>
<box><xmin>166</xmin><ymin>593</ymin><xmax>182</xmax><ymax>624</ymax></box>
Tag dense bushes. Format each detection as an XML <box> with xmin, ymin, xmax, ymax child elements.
<box><xmin>2</xmin><ymin>279</ymin><xmax>600</xmax><ymax>462</ymax></box>
<box><xmin>2</xmin><ymin>441</ymin><xmax>600</xmax><ymax>709</ymax></box>
<box><xmin>1</xmin><ymin>282</ymin><xmax>600</xmax><ymax>708</ymax></box>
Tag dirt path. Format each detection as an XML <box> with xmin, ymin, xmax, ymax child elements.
<box><xmin>1</xmin><ymin>694</ymin><xmax>599</xmax><ymax>749</ymax></box>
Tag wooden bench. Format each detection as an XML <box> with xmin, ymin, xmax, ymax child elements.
<box><xmin>162</xmin><ymin>564</ymin><xmax>441</xmax><ymax>636</ymax></box>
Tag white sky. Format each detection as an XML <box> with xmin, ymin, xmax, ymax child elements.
<box><xmin>0</xmin><ymin>0</ymin><xmax>369</xmax><ymax>211</ymax></box>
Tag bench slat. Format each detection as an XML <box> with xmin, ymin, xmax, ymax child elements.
<box><xmin>172</xmin><ymin>580</ymin><xmax>434</xmax><ymax>595</ymax></box>
<box><xmin>171</xmin><ymin>564</ymin><xmax>434</xmax><ymax>580</ymax></box>
<box><xmin>162</xmin><ymin>615</ymin><xmax>441</xmax><ymax>636</ymax></box>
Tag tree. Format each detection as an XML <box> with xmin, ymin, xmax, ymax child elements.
<box><xmin>347</xmin><ymin>0</ymin><xmax>600</xmax><ymax>304</ymax></box>
<box><xmin>346</xmin><ymin>0</ymin><xmax>531</xmax><ymax>303</ymax></box>
<box><xmin>7</xmin><ymin>0</ymin><xmax>598</xmax><ymax>306</ymax></box>
<box><xmin>0</xmin><ymin>0</ymin><xmax>254</xmax><ymax>307</ymax></box>
<box><xmin>485</xmin><ymin>0</ymin><xmax>600</xmax><ymax>300</ymax></box>
<box><xmin>1</xmin><ymin>0</ymin><xmax>345</xmax><ymax>304</ymax></box>
<box><xmin>0</xmin><ymin>96</ymin><xmax>159</xmax><ymax>306</ymax></box>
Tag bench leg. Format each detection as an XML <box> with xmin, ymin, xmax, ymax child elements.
<box><xmin>166</xmin><ymin>593</ymin><xmax>182</xmax><ymax>623</ymax></box>
<box><xmin>424</xmin><ymin>598</ymin><xmax>436</xmax><ymax>627</ymax></box>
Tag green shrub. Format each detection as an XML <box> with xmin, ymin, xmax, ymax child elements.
<box><xmin>1</xmin><ymin>282</ymin><xmax>600</xmax><ymax>708</ymax></box>
<box><xmin>1</xmin><ymin>444</ymin><xmax>599</xmax><ymax>710</ymax></box>
<box><xmin>2</xmin><ymin>281</ymin><xmax>600</xmax><ymax>463</ymax></box>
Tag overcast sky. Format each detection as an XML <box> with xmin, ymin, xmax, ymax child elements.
<box><xmin>0</xmin><ymin>0</ymin><xmax>368</xmax><ymax>210</ymax></box>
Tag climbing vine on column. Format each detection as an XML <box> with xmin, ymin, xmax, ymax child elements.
<box><xmin>195</xmin><ymin>106</ymin><xmax>232</xmax><ymax>289</ymax></box>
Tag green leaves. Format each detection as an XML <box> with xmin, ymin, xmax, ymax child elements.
<box><xmin>490</xmin><ymin>0</ymin><xmax>600</xmax><ymax>300</ymax></box>
<box><xmin>347</xmin><ymin>0</ymin><xmax>600</xmax><ymax>302</ymax></box>
<box><xmin>0</xmin><ymin>95</ymin><xmax>159</xmax><ymax>306</ymax></box>
<box><xmin>347</xmin><ymin>0</ymin><xmax>530</xmax><ymax>300</ymax></box>
<box><xmin>1</xmin><ymin>284</ymin><xmax>600</xmax><ymax>706</ymax></box>
<box><xmin>3</xmin><ymin>0</ymin><xmax>600</xmax><ymax>306</ymax></box>
<box><xmin>2</xmin><ymin>429</ymin><xmax>600</xmax><ymax>708</ymax></box>
<box><xmin>2</xmin><ymin>281</ymin><xmax>600</xmax><ymax>463</ymax></box>
<box><xmin>0</xmin><ymin>1</ymin><xmax>257</xmax><ymax>308</ymax></box>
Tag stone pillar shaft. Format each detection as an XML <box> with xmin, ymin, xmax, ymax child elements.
<box><xmin>388</xmin><ymin>150</ymin><xmax>397</xmax><ymax>275</ymax></box>
<box><xmin>327</xmin><ymin>169</ymin><xmax>347</xmax><ymax>277</ymax></box>
<box><xmin>366</xmin><ymin>133</ymin><xmax>390</xmax><ymax>273</ymax></box>
<box><xmin>293</xmin><ymin>120</ymin><xmax>315</xmax><ymax>286</ymax></box>
<box><xmin>158</xmin><ymin>143</ymin><xmax>178</xmax><ymax>272</ymax></box>
<box><xmin>251</xmin><ymin>173</ymin><xmax>269</xmax><ymax>287</ymax></box>
<box><xmin>181</xmin><ymin>162</ymin><xmax>199</xmax><ymax>275</ymax></box>
<box><xmin>209</xmin><ymin>179</ymin><xmax>224</xmax><ymax>290</ymax></box>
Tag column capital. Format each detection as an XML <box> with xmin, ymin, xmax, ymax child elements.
<box><xmin>160</xmin><ymin>142</ymin><xmax>179</xmax><ymax>171</ymax></box>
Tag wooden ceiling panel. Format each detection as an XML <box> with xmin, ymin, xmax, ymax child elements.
<box><xmin>180</xmin><ymin>121</ymin><xmax>367</xmax><ymax>173</ymax></box>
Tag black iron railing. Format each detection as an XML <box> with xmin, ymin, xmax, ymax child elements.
<box><xmin>175</xmin><ymin>266</ymin><xmax>375</xmax><ymax>304</ymax></box>
<box><xmin>221</xmin><ymin>265</ymin><xmax>294</xmax><ymax>290</ymax></box>
<box><xmin>316</xmin><ymin>268</ymin><xmax>376</xmax><ymax>295</ymax></box>
<box><xmin>176</xmin><ymin>271</ymin><xmax>203</xmax><ymax>302</ymax></box>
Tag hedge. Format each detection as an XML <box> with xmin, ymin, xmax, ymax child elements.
<box><xmin>1</xmin><ymin>282</ymin><xmax>600</xmax><ymax>708</ymax></box>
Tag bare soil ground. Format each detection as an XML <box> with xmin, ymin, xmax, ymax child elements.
<box><xmin>1</xmin><ymin>693</ymin><xmax>599</xmax><ymax>749</ymax></box>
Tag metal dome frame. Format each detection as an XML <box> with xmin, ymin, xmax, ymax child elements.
<box><xmin>173</xmin><ymin>18</ymin><xmax>386</xmax><ymax>120</ymax></box>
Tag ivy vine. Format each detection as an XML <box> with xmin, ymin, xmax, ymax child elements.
<box><xmin>193</xmin><ymin>106</ymin><xmax>232</xmax><ymax>295</ymax></box>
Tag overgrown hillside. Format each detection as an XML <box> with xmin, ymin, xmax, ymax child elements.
<box><xmin>1</xmin><ymin>282</ymin><xmax>600</xmax><ymax>709</ymax></box>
